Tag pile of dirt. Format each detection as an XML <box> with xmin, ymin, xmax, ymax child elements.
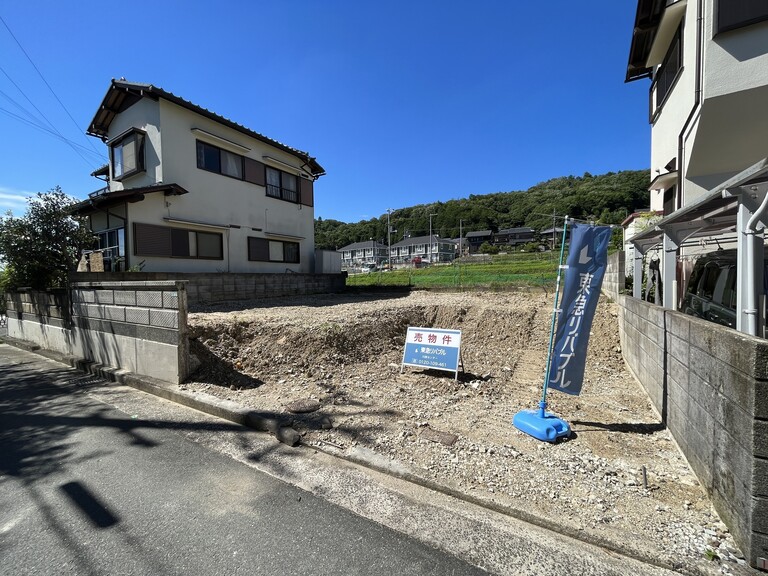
<box><xmin>185</xmin><ymin>290</ymin><xmax>747</xmax><ymax>575</ymax></box>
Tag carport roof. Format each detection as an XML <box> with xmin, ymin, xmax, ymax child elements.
<box><xmin>628</xmin><ymin>158</ymin><xmax>768</xmax><ymax>251</ymax></box>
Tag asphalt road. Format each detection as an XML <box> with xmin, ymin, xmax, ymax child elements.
<box><xmin>0</xmin><ymin>344</ymin><xmax>485</xmax><ymax>576</ymax></box>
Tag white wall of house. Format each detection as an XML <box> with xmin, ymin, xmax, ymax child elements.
<box><xmin>103</xmin><ymin>97</ymin><xmax>316</xmax><ymax>273</ymax></box>
<box><xmin>106</xmin><ymin>98</ymin><xmax>163</xmax><ymax>191</ymax></box>
<box><xmin>650</xmin><ymin>1</ymin><xmax>768</xmax><ymax>209</ymax></box>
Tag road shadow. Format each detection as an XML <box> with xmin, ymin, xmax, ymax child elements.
<box><xmin>0</xmin><ymin>358</ymin><xmax>295</xmax><ymax>484</ymax></box>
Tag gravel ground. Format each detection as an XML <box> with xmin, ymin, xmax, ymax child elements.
<box><xmin>185</xmin><ymin>290</ymin><xmax>752</xmax><ymax>576</ymax></box>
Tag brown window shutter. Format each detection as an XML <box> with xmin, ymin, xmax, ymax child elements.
<box><xmin>244</xmin><ymin>158</ymin><xmax>266</xmax><ymax>186</ymax></box>
<box><xmin>300</xmin><ymin>177</ymin><xmax>314</xmax><ymax>207</ymax></box>
<box><xmin>134</xmin><ymin>223</ymin><xmax>171</xmax><ymax>256</ymax></box>
<box><xmin>248</xmin><ymin>237</ymin><xmax>270</xmax><ymax>261</ymax></box>
<box><xmin>171</xmin><ymin>228</ymin><xmax>190</xmax><ymax>257</ymax></box>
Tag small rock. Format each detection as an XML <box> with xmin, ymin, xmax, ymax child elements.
<box><xmin>286</xmin><ymin>399</ymin><xmax>321</xmax><ymax>413</ymax></box>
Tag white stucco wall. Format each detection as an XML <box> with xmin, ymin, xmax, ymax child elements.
<box><xmin>649</xmin><ymin>1</ymin><xmax>768</xmax><ymax>209</ymax></box>
<box><xmin>106</xmin><ymin>98</ymin><xmax>163</xmax><ymax>190</ymax></box>
<box><xmin>105</xmin><ymin>96</ymin><xmax>317</xmax><ymax>273</ymax></box>
<box><xmin>704</xmin><ymin>17</ymin><xmax>768</xmax><ymax>99</ymax></box>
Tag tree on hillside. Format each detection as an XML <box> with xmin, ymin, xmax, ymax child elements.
<box><xmin>0</xmin><ymin>187</ymin><xmax>94</xmax><ymax>290</ymax></box>
<box><xmin>314</xmin><ymin>170</ymin><xmax>650</xmax><ymax>250</ymax></box>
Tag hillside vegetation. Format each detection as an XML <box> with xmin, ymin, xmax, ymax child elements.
<box><xmin>315</xmin><ymin>170</ymin><xmax>649</xmax><ymax>250</ymax></box>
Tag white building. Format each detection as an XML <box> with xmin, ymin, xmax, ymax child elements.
<box><xmin>72</xmin><ymin>80</ymin><xmax>325</xmax><ymax>273</ymax></box>
<box><xmin>338</xmin><ymin>240</ymin><xmax>388</xmax><ymax>268</ymax></box>
<box><xmin>625</xmin><ymin>0</ymin><xmax>768</xmax><ymax>328</ymax></box>
<box><xmin>391</xmin><ymin>235</ymin><xmax>455</xmax><ymax>264</ymax></box>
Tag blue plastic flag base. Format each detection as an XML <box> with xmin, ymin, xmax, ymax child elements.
<box><xmin>513</xmin><ymin>408</ymin><xmax>571</xmax><ymax>443</ymax></box>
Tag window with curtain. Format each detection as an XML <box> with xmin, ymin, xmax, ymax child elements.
<box><xmin>248</xmin><ymin>237</ymin><xmax>300</xmax><ymax>263</ymax></box>
<box><xmin>111</xmin><ymin>129</ymin><xmax>146</xmax><ymax>180</ymax></box>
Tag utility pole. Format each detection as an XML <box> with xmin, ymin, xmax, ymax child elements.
<box><xmin>552</xmin><ymin>210</ymin><xmax>557</xmax><ymax>252</ymax></box>
<box><xmin>387</xmin><ymin>208</ymin><xmax>392</xmax><ymax>270</ymax></box>
<box><xmin>459</xmin><ymin>219</ymin><xmax>463</xmax><ymax>260</ymax></box>
<box><xmin>429</xmin><ymin>213</ymin><xmax>437</xmax><ymax>264</ymax></box>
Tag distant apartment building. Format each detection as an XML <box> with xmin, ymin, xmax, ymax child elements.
<box><xmin>391</xmin><ymin>235</ymin><xmax>455</xmax><ymax>264</ymax></box>
<box><xmin>338</xmin><ymin>240</ymin><xmax>388</xmax><ymax>268</ymax></box>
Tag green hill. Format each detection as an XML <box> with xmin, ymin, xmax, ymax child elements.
<box><xmin>315</xmin><ymin>170</ymin><xmax>650</xmax><ymax>250</ymax></box>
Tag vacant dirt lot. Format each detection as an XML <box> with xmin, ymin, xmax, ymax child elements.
<box><xmin>185</xmin><ymin>290</ymin><xmax>747</xmax><ymax>575</ymax></box>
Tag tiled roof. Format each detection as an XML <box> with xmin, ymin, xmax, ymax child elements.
<box><xmin>88</xmin><ymin>79</ymin><xmax>324</xmax><ymax>176</ymax></box>
<box><xmin>338</xmin><ymin>240</ymin><xmax>387</xmax><ymax>251</ymax></box>
<box><xmin>465</xmin><ymin>230</ymin><xmax>493</xmax><ymax>238</ymax></box>
<box><xmin>69</xmin><ymin>183</ymin><xmax>189</xmax><ymax>215</ymax></box>
<box><xmin>497</xmin><ymin>227</ymin><xmax>534</xmax><ymax>234</ymax></box>
<box><xmin>392</xmin><ymin>235</ymin><xmax>451</xmax><ymax>247</ymax></box>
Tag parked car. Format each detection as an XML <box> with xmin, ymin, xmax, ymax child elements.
<box><xmin>682</xmin><ymin>249</ymin><xmax>768</xmax><ymax>329</ymax></box>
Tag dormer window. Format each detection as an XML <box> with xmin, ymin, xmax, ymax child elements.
<box><xmin>110</xmin><ymin>128</ymin><xmax>146</xmax><ymax>181</ymax></box>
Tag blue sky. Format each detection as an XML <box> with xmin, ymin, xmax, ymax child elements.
<box><xmin>0</xmin><ymin>1</ymin><xmax>649</xmax><ymax>223</ymax></box>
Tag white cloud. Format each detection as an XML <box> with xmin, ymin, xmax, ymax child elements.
<box><xmin>0</xmin><ymin>186</ymin><xmax>34</xmax><ymax>215</ymax></box>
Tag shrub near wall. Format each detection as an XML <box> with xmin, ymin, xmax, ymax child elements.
<box><xmin>618</xmin><ymin>294</ymin><xmax>768</xmax><ymax>568</ymax></box>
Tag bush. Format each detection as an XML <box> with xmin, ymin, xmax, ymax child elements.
<box><xmin>0</xmin><ymin>187</ymin><xmax>93</xmax><ymax>290</ymax></box>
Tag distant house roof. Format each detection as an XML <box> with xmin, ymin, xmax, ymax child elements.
<box><xmin>540</xmin><ymin>227</ymin><xmax>565</xmax><ymax>235</ymax></box>
<box><xmin>88</xmin><ymin>79</ymin><xmax>325</xmax><ymax>177</ymax></box>
<box><xmin>338</xmin><ymin>240</ymin><xmax>387</xmax><ymax>252</ymax></box>
<box><xmin>70</xmin><ymin>183</ymin><xmax>189</xmax><ymax>215</ymax></box>
<box><xmin>392</xmin><ymin>234</ymin><xmax>449</xmax><ymax>248</ymax></box>
<box><xmin>465</xmin><ymin>230</ymin><xmax>493</xmax><ymax>238</ymax></box>
<box><xmin>497</xmin><ymin>227</ymin><xmax>534</xmax><ymax>234</ymax></box>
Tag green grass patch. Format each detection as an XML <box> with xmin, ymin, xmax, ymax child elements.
<box><xmin>346</xmin><ymin>253</ymin><xmax>560</xmax><ymax>289</ymax></box>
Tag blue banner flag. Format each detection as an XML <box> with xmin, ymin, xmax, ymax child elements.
<box><xmin>546</xmin><ymin>222</ymin><xmax>612</xmax><ymax>396</ymax></box>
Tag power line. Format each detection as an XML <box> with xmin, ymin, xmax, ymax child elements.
<box><xmin>0</xmin><ymin>106</ymin><xmax>105</xmax><ymax>163</ymax></box>
<box><xmin>0</xmin><ymin>65</ymin><xmax>103</xmax><ymax>169</ymax></box>
<box><xmin>0</xmin><ymin>14</ymin><xmax>102</xmax><ymax>157</ymax></box>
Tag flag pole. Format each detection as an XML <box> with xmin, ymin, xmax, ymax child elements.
<box><xmin>539</xmin><ymin>216</ymin><xmax>570</xmax><ymax>417</ymax></box>
<box><xmin>512</xmin><ymin>216</ymin><xmax>572</xmax><ymax>442</ymax></box>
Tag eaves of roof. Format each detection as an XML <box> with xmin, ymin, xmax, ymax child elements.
<box><xmin>625</xmin><ymin>0</ymin><xmax>666</xmax><ymax>83</ymax></box>
<box><xmin>69</xmin><ymin>183</ymin><xmax>189</xmax><ymax>215</ymax></box>
<box><xmin>87</xmin><ymin>79</ymin><xmax>325</xmax><ymax>177</ymax></box>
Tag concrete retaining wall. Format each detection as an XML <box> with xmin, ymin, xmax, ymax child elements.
<box><xmin>70</xmin><ymin>272</ymin><xmax>347</xmax><ymax>305</ymax></box>
<box><xmin>618</xmin><ymin>294</ymin><xmax>768</xmax><ymax>568</ymax></box>
<box><xmin>6</xmin><ymin>281</ymin><xmax>188</xmax><ymax>384</ymax></box>
<box><xmin>603</xmin><ymin>251</ymin><xmax>625</xmax><ymax>301</ymax></box>
<box><xmin>6</xmin><ymin>290</ymin><xmax>71</xmax><ymax>356</ymax></box>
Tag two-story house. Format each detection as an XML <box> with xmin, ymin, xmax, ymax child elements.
<box><xmin>338</xmin><ymin>240</ymin><xmax>388</xmax><ymax>268</ymax></box>
<box><xmin>625</xmin><ymin>0</ymin><xmax>768</xmax><ymax>315</ymax></box>
<box><xmin>71</xmin><ymin>80</ymin><xmax>325</xmax><ymax>273</ymax></box>
<box><xmin>625</xmin><ymin>4</ymin><xmax>768</xmax><ymax>568</ymax></box>
<box><xmin>494</xmin><ymin>227</ymin><xmax>535</xmax><ymax>248</ymax></box>
<box><xmin>464</xmin><ymin>230</ymin><xmax>493</xmax><ymax>254</ymax></box>
<box><xmin>390</xmin><ymin>235</ymin><xmax>455</xmax><ymax>264</ymax></box>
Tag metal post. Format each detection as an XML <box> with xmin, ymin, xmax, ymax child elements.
<box><xmin>429</xmin><ymin>213</ymin><xmax>437</xmax><ymax>263</ymax></box>
<box><xmin>387</xmin><ymin>209</ymin><xmax>392</xmax><ymax>271</ymax></box>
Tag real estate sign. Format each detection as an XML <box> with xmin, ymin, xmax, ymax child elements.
<box><xmin>401</xmin><ymin>327</ymin><xmax>462</xmax><ymax>380</ymax></box>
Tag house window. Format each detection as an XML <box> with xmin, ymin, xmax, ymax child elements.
<box><xmin>248</xmin><ymin>237</ymin><xmax>300</xmax><ymax>263</ymax></box>
<box><xmin>266</xmin><ymin>167</ymin><xmax>298</xmax><ymax>203</ymax></box>
<box><xmin>653</xmin><ymin>26</ymin><xmax>682</xmax><ymax>113</ymax></box>
<box><xmin>95</xmin><ymin>227</ymin><xmax>126</xmax><ymax>271</ymax></box>
<box><xmin>196</xmin><ymin>140</ymin><xmax>245</xmax><ymax>180</ymax></box>
<box><xmin>717</xmin><ymin>0</ymin><xmax>768</xmax><ymax>34</ymax></box>
<box><xmin>134</xmin><ymin>223</ymin><xmax>223</xmax><ymax>259</ymax></box>
<box><xmin>111</xmin><ymin>129</ymin><xmax>146</xmax><ymax>180</ymax></box>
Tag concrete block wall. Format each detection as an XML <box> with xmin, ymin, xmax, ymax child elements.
<box><xmin>5</xmin><ymin>282</ymin><xmax>189</xmax><ymax>384</ymax></box>
<box><xmin>70</xmin><ymin>281</ymin><xmax>188</xmax><ymax>384</ymax></box>
<box><xmin>603</xmin><ymin>251</ymin><xmax>626</xmax><ymax>300</ymax></box>
<box><xmin>617</xmin><ymin>294</ymin><xmax>768</xmax><ymax>568</ymax></box>
<box><xmin>6</xmin><ymin>290</ymin><xmax>72</xmax><ymax>355</ymax></box>
<box><xmin>70</xmin><ymin>272</ymin><xmax>347</xmax><ymax>305</ymax></box>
